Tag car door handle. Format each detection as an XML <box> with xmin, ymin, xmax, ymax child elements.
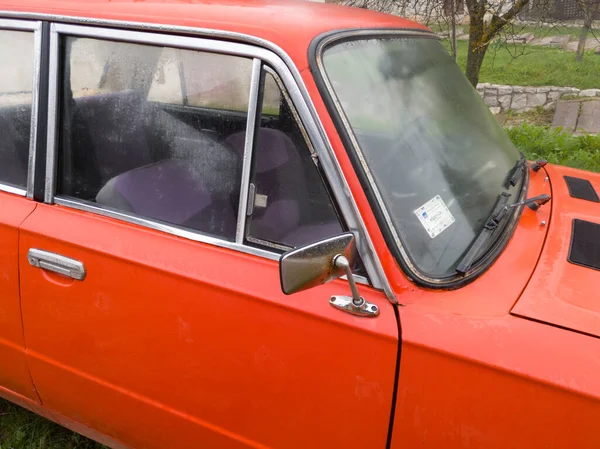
<box><xmin>28</xmin><ymin>249</ymin><xmax>86</xmax><ymax>281</ymax></box>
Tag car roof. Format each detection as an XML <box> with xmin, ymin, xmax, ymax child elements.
<box><xmin>0</xmin><ymin>0</ymin><xmax>428</xmax><ymax>68</ymax></box>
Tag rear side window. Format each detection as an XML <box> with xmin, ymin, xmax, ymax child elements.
<box><xmin>58</xmin><ymin>37</ymin><xmax>252</xmax><ymax>240</ymax></box>
<box><xmin>0</xmin><ymin>29</ymin><xmax>35</xmax><ymax>189</ymax></box>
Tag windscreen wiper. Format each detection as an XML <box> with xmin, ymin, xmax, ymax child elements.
<box><xmin>506</xmin><ymin>154</ymin><xmax>548</xmax><ymax>188</ymax></box>
<box><xmin>506</xmin><ymin>154</ymin><xmax>526</xmax><ymax>188</ymax></box>
<box><xmin>456</xmin><ymin>193</ymin><xmax>551</xmax><ymax>274</ymax></box>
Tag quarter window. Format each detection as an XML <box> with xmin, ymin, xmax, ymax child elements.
<box><xmin>0</xmin><ymin>29</ymin><xmax>35</xmax><ymax>189</ymax></box>
<box><xmin>240</xmin><ymin>70</ymin><xmax>343</xmax><ymax>251</ymax></box>
<box><xmin>58</xmin><ymin>37</ymin><xmax>252</xmax><ymax>240</ymax></box>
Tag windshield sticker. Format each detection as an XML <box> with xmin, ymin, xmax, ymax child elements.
<box><xmin>414</xmin><ymin>195</ymin><xmax>456</xmax><ymax>239</ymax></box>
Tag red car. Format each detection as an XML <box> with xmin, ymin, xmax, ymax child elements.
<box><xmin>0</xmin><ymin>1</ymin><xmax>599</xmax><ymax>448</ymax></box>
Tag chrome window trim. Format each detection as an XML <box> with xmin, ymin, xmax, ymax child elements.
<box><xmin>54</xmin><ymin>197</ymin><xmax>280</xmax><ymax>261</ymax></box>
<box><xmin>0</xmin><ymin>184</ymin><xmax>27</xmax><ymax>196</ymax></box>
<box><xmin>44</xmin><ymin>23</ymin><xmax>59</xmax><ymax>204</ymax></box>
<box><xmin>27</xmin><ymin>22</ymin><xmax>43</xmax><ymax>198</ymax></box>
<box><xmin>236</xmin><ymin>58</ymin><xmax>262</xmax><ymax>244</ymax></box>
<box><xmin>27</xmin><ymin>17</ymin><xmax>393</xmax><ymax>299</ymax></box>
<box><xmin>0</xmin><ymin>18</ymin><xmax>42</xmax><ymax>198</ymax></box>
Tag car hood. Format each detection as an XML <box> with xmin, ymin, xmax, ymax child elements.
<box><xmin>512</xmin><ymin>164</ymin><xmax>600</xmax><ymax>337</ymax></box>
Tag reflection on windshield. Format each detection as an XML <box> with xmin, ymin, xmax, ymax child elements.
<box><xmin>323</xmin><ymin>37</ymin><xmax>521</xmax><ymax>278</ymax></box>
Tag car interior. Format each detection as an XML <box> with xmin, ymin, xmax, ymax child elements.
<box><xmin>0</xmin><ymin>101</ymin><xmax>31</xmax><ymax>188</ymax></box>
<box><xmin>49</xmin><ymin>39</ymin><xmax>343</xmax><ymax>249</ymax></box>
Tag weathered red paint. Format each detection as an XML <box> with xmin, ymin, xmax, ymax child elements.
<box><xmin>513</xmin><ymin>165</ymin><xmax>600</xmax><ymax>337</ymax></box>
<box><xmin>0</xmin><ymin>193</ymin><xmax>37</xmax><ymax>401</ymax></box>
<box><xmin>0</xmin><ymin>1</ymin><xmax>598</xmax><ymax>448</ymax></box>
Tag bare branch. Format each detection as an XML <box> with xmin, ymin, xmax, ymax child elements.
<box><xmin>487</xmin><ymin>0</ymin><xmax>531</xmax><ymax>38</ymax></box>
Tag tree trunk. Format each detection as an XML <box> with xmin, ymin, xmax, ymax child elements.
<box><xmin>576</xmin><ymin>1</ymin><xmax>599</xmax><ymax>62</ymax></box>
<box><xmin>575</xmin><ymin>13</ymin><xmax>592</xmax><ymax>61</ymax></box>
<box><xmin>450</xmin><ymin>0</ymin><xmax>458</xmax><ymax>62</ymax></box>
<box><xmin>575</xmin><ymin>25</ymin><xmax>589</xmax><ymax>61</ymax></box>
<box><xmin>465</xmin><ymin>15</ymin><xmax>488</xmax><ymax>87</ymax></box>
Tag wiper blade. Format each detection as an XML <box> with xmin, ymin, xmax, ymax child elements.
<box><xmin>506</xmin><ymin>154</ymin><xmax>549</xmax><ymax>188</ymax></box>
<box><xmin>456</xmin><ymin>193</ymin><xmax>551</xmax><ymax>274</ymax></box>
<box><xmin>456</xmin><ymin>192</ymin><xmax>511</xmax><ymax>274</ymax></box>
<box><xmin>506</xmin><ymin>153</ymin><xmax>527</xmax><ymax>188</ymax></box>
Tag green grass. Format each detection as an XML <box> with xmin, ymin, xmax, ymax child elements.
<box><xmin>449</xmin><ymin>40</ymin><xmax>600</xmax><ymax>89</ymax></box>
<box><xmin>505</xmin><ymin>24</ymin><xmax>589</xmax><ymax>40</ymax></box>
<box><xmin>0</xmin><ymin>399</ymin><xmax>105</xmax><ymax>449</ymax></box>
<box><xmin>507</xmin><ymin>123</ymin><xmax>600</xmax><ymax>172</ymax></box>
<box><xmin>434</xmin><ymin>23</ymin><xmax>596</xmax><ymax>39</ymax></box>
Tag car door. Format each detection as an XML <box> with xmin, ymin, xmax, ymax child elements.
<box><xmin>0</xmin><ymin>20</ymin><xmax>41</xmax><ymax>404</ymax></box>
<box><xmin>19</xmin><ymin>25</ymin><xmax>399</xmax><ymax>449</ymax></box>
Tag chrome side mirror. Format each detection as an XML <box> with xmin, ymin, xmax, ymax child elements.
<box><xmin>279</xmin><ymin>233</ymin><xmax>379</xmax><ymax>317</ymax></box>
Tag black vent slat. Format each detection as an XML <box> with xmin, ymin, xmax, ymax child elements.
<box><xmin>564</xmin><ymin>176</ymin><xmax>600</xmax><ymax>202</ymax></box>
<box><xmin>568</xmin><ymin>219</ymin><xmax>600</xmax><ymax>270</ymax></box>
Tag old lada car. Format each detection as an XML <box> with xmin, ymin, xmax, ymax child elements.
<box><xmin>0</xmin><ymin>0</ymin><xmax>599</xmax><ymax>448</ymax></box>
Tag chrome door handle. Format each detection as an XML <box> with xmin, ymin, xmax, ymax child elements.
<box><xmin>28</xmin><ymin>249</ymin><xmax>86</xmax><ymax>281</ymax></box>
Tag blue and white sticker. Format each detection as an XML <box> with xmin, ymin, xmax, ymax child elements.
<box><xmin>414</xmin><ymin>195</ymin><xmax>455</xmax><ymax>238</ymax></box>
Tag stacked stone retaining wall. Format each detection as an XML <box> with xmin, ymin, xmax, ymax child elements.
<box><xmin>476</xmin><ymin>83</ymin><xmax>600</xmax><ymax>114</ymax></box>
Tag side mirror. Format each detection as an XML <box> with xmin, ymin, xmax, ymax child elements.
<box><xmin>279</xmin><ymin>233</ymin><xmax>356</xmax><ymax>295</ymax></box>
<box><xmin>279</xmin><ymin>233</ymin><xmax>379</xmax><ymax>317</ymax></box>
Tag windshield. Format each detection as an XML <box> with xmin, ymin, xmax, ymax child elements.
<box><xmin>320</xmin><ymin>36</ymin><xmax>522</xmax><ymax>279</ymax></box>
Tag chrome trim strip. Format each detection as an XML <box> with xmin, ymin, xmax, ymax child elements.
<box><xmin>0</xmin><ymin>183</ymin><xmax>27</xmax><ymax>196</ymax></box>
<box><xmin>236</xmin><ymin>58</ymin><xmax>261</xmax><ymax>244</ymax></box>
<box><xmin>27</xmin><ymin>17</ymin><xmax>393</xmax><ymax>298</ymax></box>
<box><xmin>52</xmin><ymin>23</ymin><xmax>275</xmax><ymax>60</ymax></box>
<box><xmin>53</xmin><ymin>197</ymin><xmax>372</xmax><ymax>286</ymax></box>
<box><xmin>54</xmin><ymin>197</ymin><xmax>280</xmax><ymax>261</ymax></box>
<box><xmin>26</xmin><ymin>21</ymin><xmax>43</xmax><ymax>198</ymax></box>
<box><xmin>44</xmin><ymin>23</ymin><xmax>59</xmax><ymax>204</ymax></box>
<box><xmin>0</xmin><ymin>17</ymin><xmax>39</xmax><ymax>29</ymax></box>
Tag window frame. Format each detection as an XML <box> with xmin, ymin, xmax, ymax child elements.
<box><xmin>243</xmin><ymin>65</ymin><xmax>342</xmax><ymax>253</ymax></box>
<box><xmin>39</xmin><ymin>22</ymin><xmax>391</xmax><ymax>297</ymax></box>
<box><xmin>0</xmin><ymin>19</ymin><xmax>43</xmax><ymax>197</ymax></box>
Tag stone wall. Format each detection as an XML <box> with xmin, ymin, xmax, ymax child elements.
<box><xmin>477</xmin><ymin>83</ymin><xmax>600</xmax><ymax>114</ymax></box>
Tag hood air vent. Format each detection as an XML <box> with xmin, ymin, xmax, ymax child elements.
<box><xmin>568</xmin><ymin>219</ymin><xmax>600</xmax><ymax>270</ymax></box>
<box><xmin>564</xmin><ymin>176</ymin><xmax>599</xmax><ymax>202</ymax></box>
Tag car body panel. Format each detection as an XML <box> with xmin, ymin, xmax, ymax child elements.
<box><xmin>19</xmin><ymin>203</ymin><xmax>398</xmax><ymax>449</ymax></box>
<box><xmin>512</xmin><ymin>164</ymin><xmax>600</xmax><ymax>337</ymax></box>
<box><xmin>0</xmin><ymin>192</ymin><xmax>37</xmax><ymax>401</ymax></box>
<box><xmin>1</xmin><ymin>1</ymin><xmax>599</xmax><ymax>448</ymax></box>
<box><xmin>395</xmin><ymin>315</ymin><xmax>600</xmax><ymax>449</ymax></box>
<box><xmin>391</xmin><ymin>169</ymin><xmax>600</xmax><ymax>448</ymax></box>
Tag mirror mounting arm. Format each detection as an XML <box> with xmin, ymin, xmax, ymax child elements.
<box><xmin>330</xmin><ymin>254</ymin><xmax>379</xmax><ymax>318</ymax></box>
<box><xmin>333</xmin><ymin>255</ymin><xmax>364</xmax><ymax>308</ymax></box>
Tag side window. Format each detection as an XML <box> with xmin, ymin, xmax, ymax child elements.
<box><xmin>0</xmin><ymin>29</ymin><xmax>34</xmax><ymax>189</ymax></box>
<box><xmin>58</xmin><ymin>37</ymin><xmax>253</xmax><ymax>240</ymax></box>
<box><xmin>237</xmin><ymin>69</ymin><xmax>343</xmax><ymax>251</ymax></box>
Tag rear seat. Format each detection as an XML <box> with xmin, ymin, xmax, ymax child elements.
<box><xmin>95</xmin><ymin>121</ymin><xmax>241</xmax><ymax>239</ymax></box>
<box><xmin>66</xmin><ymin>90</ymin><xmax>154</xmax><ymax>199</ymax></box>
